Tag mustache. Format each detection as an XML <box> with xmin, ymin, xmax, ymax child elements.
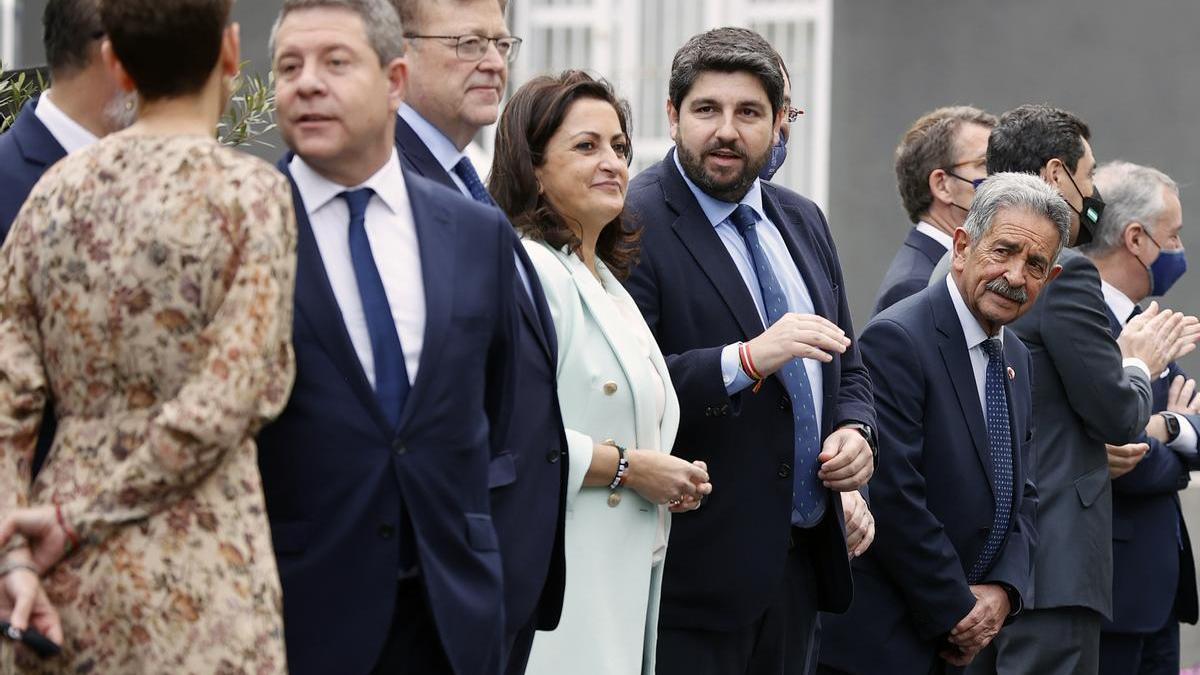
<box><xmin>704</xmin><ymin>139</ymin><xmax>747</xmax><ymax>159</ymax></box>
<box><xmin>986</xmin><ymin>277</ymin><xmax>1028</xmax><ymax>303</ymax></box>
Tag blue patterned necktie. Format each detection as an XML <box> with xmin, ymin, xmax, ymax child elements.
<box><xmin>730</xmin><ymin>204</ymin><xmax>826</xmax><ymax>527</ymax></box>
<box><xmin>341</xmin><ymin>188</ymin><xmax>409</xmax><ymax>429</ymax></box>
<box><xmin>452</xmin><ymin>157</ymin><xmax>497</xmax><ymax>206</ymax></box>
<box><xmin>969</xmin><ymin>337</ymin><xmax>1015</xmax><ymax>583</ymax></box>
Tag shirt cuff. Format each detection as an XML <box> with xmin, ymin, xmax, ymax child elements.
<box><xmin>1163</xmin><ymin>412</ymin><xmax>1199</xmax><ymax>456</ymax></box>
<box><xmin>721</xmin><ymin>343</ymin><xmax>755</xmax><ymax>395</ymax></box>
<box><xmin>1123</xmin><ymin>357</ymin><xmax>1152</xmax><ymax>382</ymax></box>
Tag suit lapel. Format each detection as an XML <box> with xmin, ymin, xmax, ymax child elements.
<box><xmin>395</xmin><ymin>172</ymin><xmax>457</xmax><ymax>432</ymax></box>
<box><xmin>909</xmin><ymin>228</ymin><xmax>949</xmax><ymax>266</ymax></box>
<box><xmin>514</xmin><ymin>243</ymin><xmax>555</xmax><ymax>360</ymax></box>
<box><xmin>394</xmin><ymin>116</ymin><xmax>460</xmax><ymax>191</ymax></box>
<box><xmin>931</xmin><ymin>280</ymin><xmax>995</xmax><ymax>491</ymax></box>
<box><xmin>13</xmin><ymin>99</ymin><xmax>67</xmax><ymax>168</ymax></box>
<box><xmin>661</xmin><ymin>151</ymin><xmax>765</xmax><ymax>340</ymax></box>
<box><xmin>281</xmin><ymin>163</ymin><xmax>395</xmax><ymax>437</ymax></box>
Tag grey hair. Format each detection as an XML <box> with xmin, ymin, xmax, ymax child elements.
<box><xmin>1081</xmin><ymin>160</ymin><xmax>1179</xmax><ymax>256</ymax></box>
<box><xmin>269</xmin><ymin>0</ymin><xmax>406</xmax><ymax>66</ymax></box>
<box><xmin>963</xmin><ymin>172</ymin><xmax>1073</xmax><ymax>263</ymax></box>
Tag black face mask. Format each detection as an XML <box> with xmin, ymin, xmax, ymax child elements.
<box><xmin>1061</xmin><ymin>166</ymin><xmax>1105</xmax><ymax>247</ymax></box>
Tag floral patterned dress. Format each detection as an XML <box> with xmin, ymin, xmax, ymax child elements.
<box><xmin>0</xmin><ymin>133</ymin><xmax>297</xmax><ymax>674</ymax></box>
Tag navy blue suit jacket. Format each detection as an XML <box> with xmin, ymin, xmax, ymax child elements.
<box><xmin>821</xmin><ymin>280</ymin><xmax>1038</xmax><ymax>674</ymax></box>
<box><xmin>1104</xmin><ymin>307</ymin><xmax>1200</xmax><ymax>634</ymax></box>
<box><xmin>871</xmin><ymin>226</ymin><xmax>947</xmax><ymax>316</ymax></box>
<box><xmin>258</xmin><ymin>159</ymin><xmax>519</xmax><ymax>675</ymax></box>
<box><xmin>394</xmin><ymin>115</ymin><xmax>569</xmax><ymax>643</ymax></box>
<box><xmin>623</xmin><ymin>149</ymin><xmax>876</xmax><ymax>631</ymax></box>
<box><xmin>0</xmin><ymin>99</ymin><xmax>63</xmax><ymax>478</ymax></box>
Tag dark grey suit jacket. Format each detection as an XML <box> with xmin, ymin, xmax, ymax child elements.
<box><xmin>1007</xmin><ymin>248</ymin><xmax>1154</xmax><ymax>618</ymax></box>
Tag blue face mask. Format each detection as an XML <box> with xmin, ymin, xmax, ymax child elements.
<box><xmin>758</xmin><ymin>132</ymin><xmax>788</xmax><ymax>182</ymax></box>
<box><xmin>1149</xmin><ymin>247</ymin><xmax>1187</xmax><ymax>297</ymax></box>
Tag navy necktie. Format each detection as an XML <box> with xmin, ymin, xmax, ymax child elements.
<box><xmin>969</xmin><ymin>337</ymin><xmax>1015</xmax><ymax>583</ymax></box>
<box><xmin>453</xmin><ymin>157</ymin><xmax>496</xmax><ymax>207</ymax></box>
<box><xmin>730</xmin><ymin>204</ymin><xmax>827</xmax><ymax>527</ymax></box>
<box><xmin>342</xmin><ymin>188</ymin><xmax>409</xmax><ymax>429</ymax></box>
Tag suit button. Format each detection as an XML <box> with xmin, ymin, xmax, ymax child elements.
<box><xmin>603</xmin><ymin>381</ymin><xmax>618</xmax><ymax>395</ymax></box>
<box><xmin>720</xmin><ymin>404</ymin><xmax>730</xmax><ymax>416</ymax></box>
<box><xmin>546</xmin><ymin>449</ymin><xmax>560</xmax><ymax>463</ymax></box>
<box><xmin>392</xmin><ymin>439</ymin><xmax>407</xmax><ymax>456</ymax></box>
<box><xmin>378</xmin><ymin>524</ymin><xmax>395</xmax><ymax>539</ymax></box>
<box><xmin>778</xmin><ymin>396</ymin><xmax>790</xmax><ymax>412</ymax></box>
<box><xmin>777</xmin><ymin>463</ymin><xmax>792</xmax><ymax>478</ymax></box>
<box><xmin>704</xmin><ymin>407</ymin><xmax>713</xmax><ymax>417</ymax></box>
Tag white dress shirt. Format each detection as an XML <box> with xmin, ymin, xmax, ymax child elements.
<box><xmin>35</xmin><ymin>92</ymin><xmax>98</xmax><ymax>155</ymax></box>
<box><xmin>289</xmin><ymin>150</ymin><xmax>425</xmax><ymax>388</ymax></box>
<box><xmin>916</xmin><ymin>221</ymin><xmax>954</xmax><ymax>252</ymax></box>
<box><xmin>1101</xmin><ymin>280</ymin><xmax>1197</xmax><ymax>454</ymax></box>
<box><xmin>945</xmin><ymin>274</ymin><xmax>1004</xmax><ymax>417</ymax></box>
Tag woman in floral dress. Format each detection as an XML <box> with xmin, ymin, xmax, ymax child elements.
<box><xmin>0</xmin><ymin>0</ymin><xmax>296</xmax><ymax>672</ymax></box>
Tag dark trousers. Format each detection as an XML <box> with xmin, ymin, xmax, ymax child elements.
<box><xmin>370</xmin><ymin>578</ymin><xmax>453</xmax><ymax>675</ymax></box>
<box><xmin>1099</xmin><ymin>621</ymin><xmax>1181</xmax><ymax>675</ymax></box>
<box><xmin>657</xmin><ymin>532</ymin><xmax>821</xmax><ymax>675</ymax></box>
<box><xmin>504</xmin><ymin>625</ymin><xmax>536</xmax><ymax>675</ymax></box>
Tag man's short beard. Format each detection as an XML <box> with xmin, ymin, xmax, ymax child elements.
<box><xmin>676</xmin><ymin>140</ymin><xmax>769</xmax><ymax>203</ymax></box>
<box><xmin>103</xmin><ymin>91</ymin><xmax>138</xmax><ymax>133</ymax></box>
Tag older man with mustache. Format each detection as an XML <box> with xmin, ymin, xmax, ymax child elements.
<box><xmin>821</xmin><ymin>173</ymin><xmax>1069</xmax><ymax>673</ymax></box>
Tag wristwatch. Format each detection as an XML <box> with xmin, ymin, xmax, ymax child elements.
<box><xmin>1161</xmin><ymin>413</ymin><xmax>1182</xmax><ymax>444</ymax></box>
<box><xmin>841</xmin><ymin>422</ymin><xmax>878</xmax><ymax>467</ymax></box>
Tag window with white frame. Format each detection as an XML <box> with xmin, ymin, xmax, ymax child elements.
<box><xmin>506</xmin><ymin>0</ymin><xmax>833</xmax><ymax>209</ymax></box>
<box><xmin>0</xmin><ymin>0</ymin><xmax>17</xmax><ymax>68</ymax></box>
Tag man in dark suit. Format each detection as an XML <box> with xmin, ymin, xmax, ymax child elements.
<box><xmin>261</xmin><ymin>2</ymin><xmax>517</xmax><ymax>673</ymax></box>
<box><xmin>387</xmin><ymin>1</ymin><xmax>568</xmax><ymax>671</ymax></box>
<box><xmin>0</xmin><ymin>0</ymin><xmax>134</xmax><ymax>479</ymax></box>
<box><xmin>820</xmin><ymin>173</ymin><xmax>1071</xmax><ymax>673</ymax></box>
<box><xmin>978</xmin><ymin>105</ymin><xmax>1200</xmax><ymax>675</ymax></box>
<box><xmin>1082</xmin><ymin>161</ymin><xmax>1200</xmax><ymax>675</ymax></box>
<box><xmin>0</xmin><ymin>0</ymin><xmax>133</xmax><ymax>235</ymax></box>
<box><xmin>872</xmin><ymin>106</ymin><xmax>996</xmax><ymax>315</ymax></box>
<box><xmin>624</xmin><ymin>28</ymin><xmax>877</xmax><ymax>675</ymax></box>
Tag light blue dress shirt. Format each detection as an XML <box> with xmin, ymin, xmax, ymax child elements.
<box><xmin>671</xmin><ymin>152</ymin><xmax>823</xmax><ymax>419</ymax></box>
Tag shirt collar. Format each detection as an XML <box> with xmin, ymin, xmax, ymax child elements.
<box><xmin>288</xmin><ymin>148</ymin><xmax>408</xmax><ymax>216</ymax></box>
<box><xmin>946</xmin><ymin>273</ymin><xmax>1004</xmax><ymax>351</ymax></box>
<box><xmin>672</xmin><ymin>149</ymin><xmax>766</xmax><ymax>228</ymax></box>
<box><xmin>915</xmin><ymin>221</ymin><xmax>954</xmax><ymax>251</ymax></box>
<box><xmin>1101</xmin><ymin>279</ymin><xmax>1138</xmax><ymax>327</ymax></box>
<box><xmin>399</xmin><ymin>104</ymin><xmax>466</xmax><ymax>175</ymax></box>
<box><xmin>34</xmin><ymin>91</ymin><xmax>99</xmax><ymax>155</ymax></box>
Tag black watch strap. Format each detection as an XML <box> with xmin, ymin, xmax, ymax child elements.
<box><xmin>1163</xmin><ymin>413</ymin><xmax>1182</xmax><ymax>444</ymax></box>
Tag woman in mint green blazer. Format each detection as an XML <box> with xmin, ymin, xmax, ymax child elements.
<box><xmin>490</xmin><ymin>72</ymin><xmax>713</xmax><ymax>674</ymax></box>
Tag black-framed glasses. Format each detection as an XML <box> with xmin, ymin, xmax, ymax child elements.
<box><xmin>943</xmin><ymin>168</ymin><xmax>985</xmax><ymax>189</ymax></box>
<box><xmin>785</xmin><ymin>106</ymin><xmax>804</xmax><ymax>123</ymax></box>
<box><xmin>404</xmin><ymin>34</ymin><xmax>523</xmax><ymax>63</ymax></box>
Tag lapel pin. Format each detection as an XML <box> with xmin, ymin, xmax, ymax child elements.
<box><xmin>1007</xmin><ymin>366</ymin><xmax>1016</xmax><ymax>381</ymax></box>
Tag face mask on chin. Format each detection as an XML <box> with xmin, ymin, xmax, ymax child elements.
<box><xmin>1061</xmin><ymin>166</ymin><xmax>1105</xmax><ymax>247</ymax></box>
<box><xmin>758</xmin><ymin>131</ymin><xmax>788</xmax><ymax>182</ymax></box>
<box><xmin>1137</xmin><ymin>231</ymin><xmax>1188</xmax><ymax>296</ymax></box>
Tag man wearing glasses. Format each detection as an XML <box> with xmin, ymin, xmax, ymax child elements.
<box><xmin>387</xmin><ymin>3</ymin><xmax>569</xmax><ymax>675</ymax></box>
<box><xmin>871</xmin><ymin>106</ymin><xmax>996</xmax><ymax>316</ymax></box>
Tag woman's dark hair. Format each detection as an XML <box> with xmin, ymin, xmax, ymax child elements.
<box><xmin>100</xmin><ymin>0</ymin><xmax>233</xmax><ymax>101</ymax></box>
<box><xmin>489</xmin><ymin>70</ymin><xmax>642</xmax><ymax>280</ymax></box>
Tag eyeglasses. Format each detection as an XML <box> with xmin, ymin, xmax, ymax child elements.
<box><xmin>404</xmin><ymin>34</ymin><xmax>523</xmax><ymax>63</ymax></box>
<box><xmin>943</xmin><ymin>168</ymin><xmax>985</xmax><ymax>189</ymax></box>
<box><xmin>783</xmin><ymin>106</ymin><xmax>804</xmax><ymax>123</ymax></box>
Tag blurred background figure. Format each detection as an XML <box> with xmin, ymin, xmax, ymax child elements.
<box><xmin>491</xmin><ymin>70</ymin><xmax>709</xmax><ymax>675</ymax></box>
<box><xmin>1082</xmin><ymin>160</ymin><xmax>1200</xmax><ymax>675</ymax></box>
<box><xmin>0</xmin><ymin>0</ymin><xmax>297</xmax><ymax>672</ymax></box>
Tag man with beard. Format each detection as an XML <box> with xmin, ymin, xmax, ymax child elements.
<box><xmin>623</xmin><ymin>27</ymin><xmax>877</xmax><ymax>675</ymax></box>
<box><xmin>971</xmin><ymin>106</ymin><xmax>1200</xmax><ymax>674</ymax></box>
<box><xmin>819</xmin><ymin>173</ymin><xmax>1069</xmax><ymax>673</ymax></box>
<box><xmin>0</xmin><ymin>0</ymin><xmax>135</xmax><ymax>236</ymax></box>
<box><xmin>0</xmin><ymin>0</ymin><xmax>135</xmax><ymax>480</ymax></box>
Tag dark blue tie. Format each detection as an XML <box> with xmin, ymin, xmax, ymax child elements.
<box><xmin>453</xmin><ymin>157</ymin><xmax>496</xmax><ymax>206</ymax></box>
<box><xmin>342</xmin><ymin>188</ymin><xmax>409</xmax><ymax>429</ymax></box>
<box><xmin>969</xmin><ymin>337</ymin><xmax>1015</xmax><ymax>583</ymax></box>
<box><xmin>730</xmin><ymin>204</ymin><xmax>826</xmax><ymax>527</ymax></box>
